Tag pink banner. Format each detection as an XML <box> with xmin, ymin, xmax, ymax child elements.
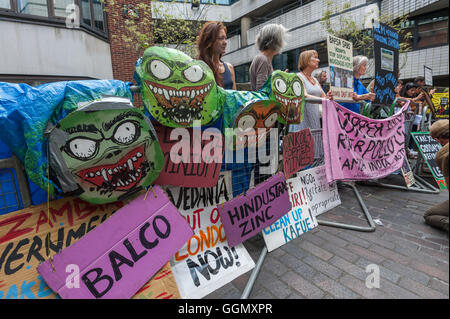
<box><xmin>218</xmin><ymin>173</ymin><xmax>292</xmax><ymax>247</ymax></box>
<box><xmin>37</xmin><ymin>187</ymin><xmax>193</xmax><ymax>299</ymax></box>
<box><xmin>322</xmin><ymin>99</ymin><xmax>409</xmax><ymax>183</ymax></box>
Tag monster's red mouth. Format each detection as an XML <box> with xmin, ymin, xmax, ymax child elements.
<box><xmin>274</xmin><ymin>92</ymin><xmax>303</xmax><ymax>123</ymax></box>
<box><xmin>145</xmin><ymin>81</ymin><xmax>213</xmax><ymax>125</ymax></box>
<box><xmin>77</xmin><ymin>145</ymin><xmax>149</xmax><ymax>191</ymax></box>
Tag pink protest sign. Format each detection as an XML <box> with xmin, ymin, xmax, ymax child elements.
<box><xmin>37</xmin><ymin>187</ymin><xmax>193</xmax><ymax>299</ymax></box>
<box><xmin>322</xmin><ymin>99</ymin><xmax>410</xmax><ymax>183</ymax></box>
<box><xmin>283</xmin><ymin>128</ymin><xmax>314</xmax><ymax>179</ymax></box>
<box><xmin>153</xmin><ymin>123</ymin><xmax>223</xmax><ymax>187</ymax></box>
<box><xmin>218</xmin><ymin>173</ymin><xmax>292</xmax><ymax>247</ymax></box>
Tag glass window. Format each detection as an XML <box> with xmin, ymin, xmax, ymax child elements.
<box><xmin>53</xmin><ymin>0</ymin><xmax>75</xmax><ymax>18</ymax></box>
<box><xmin>0</xmin><ymin>0</ymin><xmax>11</xmax><ymax>9</ymax></box>
<box><xmin>81</xmin><ymin>0</ymin><xmax>92</xmax><ymax>26</ymax></box>
<box><xmin>92</xmin><ymin>0</ymin><xmax>104</xmax><ymax>31</ymax></box>
<box><xmin>17</xmin><ymin>0</ymin><xmax>48</xmax><ymax>17</ymax></box>
<box><xmin>416</xmin><ymin>15</ymin><xmax>448</xmax><ymax>49</ymax></box>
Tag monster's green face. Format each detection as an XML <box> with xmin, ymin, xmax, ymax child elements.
<box><xmin>135</xmin><ymin>46</ymin><xmax>219</xmax><ymax>127</ymax></box>
<box><xmin>270</xmin><ymin>71</ymin><xmax>305</xmax><ymax>124</ymax></box>
<box><xmin>55</xmin><ymin>107</ymin><xmax>164</xmax><ymax>204</ymax></box>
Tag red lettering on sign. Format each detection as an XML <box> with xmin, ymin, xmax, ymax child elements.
<box><xmin>0</xmin><ymin>213</ymin><xmax>33</xmax><ymax>244</ymax></box>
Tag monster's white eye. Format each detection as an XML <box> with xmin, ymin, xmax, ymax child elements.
<box><xmin>114</xmin><ymin>121</ymin><xmax>138</xmax><ymax>144</ymax></box>
<box><xmin>275</xmin><ymin>78</ymin><xmax>287</xmax><ymax>93</ymax></box>
<box><xmin>149</xmin><ymin>60</ymin><xmax>171</xmax><ymax>80</ymax></box>
<box><xmin>68</xmin><ymin>138</ymin><xmax>97</xmax><ymax>160</ymax></box>
<box><xmin>292</xmin><ymin>81</ymin><xmax>302</xmax><ymax>96</ymax></box>
<box><xmin>184</xmin><ymin>65</ymin><xmax>204</xmax><ymax>83</ymax></box>
<box><xmin>264</xmin><ymin>113</ymin><xmax>278</xmax><ymax>128</ymax></box>
<box><xmin>237</xmin><ymin>115</ymin><xmax>256</xmax><ymax>132</ymax></box>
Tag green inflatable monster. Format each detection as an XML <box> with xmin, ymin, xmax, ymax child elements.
<box><xmin>135</xmin><ymin>46</ymin><xmax>221</xmax><ymax>128</ymax></box>
<box><xmin>50</xmin><ymin>97</ymin><xmax>164</xmax><ymax>204</ymax></box>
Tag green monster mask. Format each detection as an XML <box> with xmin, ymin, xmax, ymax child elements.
<box><xmin>269</xmin><ymin>71</ymin><xmax>305</xmax><ymax>124</ymax></box>
<box><xmin>52</xmin><ymin>99</ymin><xmax>164</xmax><ymax>204</ymax></box>
<box><xmin>135</xmin><ymin>46</ymin><xmax>220</xmax><ymax>128</ymax></box>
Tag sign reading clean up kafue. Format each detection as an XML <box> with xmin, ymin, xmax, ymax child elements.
<box><xmin>165</xmin><ymin>172</ymin><xmax>255</xmax><ymax>299</ymax></box>
<box><xmin>219</xmin><ymin>173</ymin><xmax>292</xmax><ymax>247</ymax></box>
<box><xmin>262</xmin><ymin>166</ymin><xmax>340</xmax><ymax>252</ymax></box>
<box><xmin>37</xmin><ymin>187</ymin><xmax>193</xmax><ymax>299</ymax></box>
<box><xmin>327</xmin><ymin>34</ymin><xmax>353</xmax><ymax>101</ymax></box>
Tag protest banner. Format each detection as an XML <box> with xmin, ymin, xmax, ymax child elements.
<box><xmin>322</xmin><ymin>99</ymin><xmax>409</xmax><ymax>183</ymax></box>
<box><xmin>282</xmin><ymin>128</ymin><xmax>314</xmax><ymax>179</ymax></box>
<box><xmin>164</xmin><ymin>172</ymin><xmax>255</xmax><ymax>299</ymax></box>
<box><xmin>327</xmin><ymin>34</ymin><xmax>353</xmax><ymax>101</ymax></box>
<box><xmin>262</xmin><ymin>175</ymin><xmax>318</xmax><ymax>252</ymax></box>
<box><xmin>0</xmin><ymin>197</ymin><xmax>181</xmax><ymax>299</ymax></box>
<box><xmin>411</xmin><ymin>132</ymin><xmax>447</xmax><ymax>190</ymax></box>
<box><xmin>401</xmin><ymin>158</ymin><xmax>415</xmax><ymax>188</ymax></box>
<box><xmin>218</xmin><ymin>173</ymin><xmax>292</xmax><ymax>247</ymax></box>
<box><xmin>153</xmin><ymin>123</ymin><xmax>223</xmax><ymax>188</ymax></box>
<box><xmin>37</xmin><ymin>187</ymin><xmax>193</xmax><ymax>299</ymax></box>
<box><xmin>373</xmin><ymin>22</ymin><xmax>399</xmax><ymax>105</ymax></box>
<box><xmin>432</xmin><ymin>92</ymin><xmax>449</xmax><ymax>119</ymax></box>
<box><xmin>424</xmin><ymin>66</ymin><xmax>433</xmax><ymax>87</ymax></box>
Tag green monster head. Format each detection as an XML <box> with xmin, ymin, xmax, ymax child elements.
<box><xmin>52</xmin><ymin>98</ymin><xmax>164</xmax><ymax>204</ymax></box>
<box><xmin>269</xmin><ymin>70</ymin><xmax>305</xmax><ymax>124</ymax></box>
<box><xmin>135</xmin><ymin>46</ymin><xmax>220</xmax><ymax>127</ymax></box>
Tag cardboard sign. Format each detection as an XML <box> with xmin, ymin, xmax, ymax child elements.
<box><xmin>373</xmin><ymin>22</ymin><xmax>399</xmax><ymax>105</ymax></box>
<box><xmin>327</xmin><ymin>35</ymin><xmax>353</xmax><ymax>101</ymax></box>
<box><xmin>322</xmin><ymin>99</ymin><xmax>409</xmax><ymax>183</ymax></box>
<box><xmin>411</xmin><ymin>132</ymin><xmax>447</xmax><ymax>189</ymax></box>
<box><xmin>218</xmin><ymin>173</ymin><xmax>292</xmax><ymax>247</ymax></box>
<box><xmin>283</xmin><ymin>128</ymin><xmax>314</xmax><ymax>179</ymax></box>
<box><xmin>37</xmin><ymin>187</ymin><xmax>193</xmax><ymax>299</ymax></box>
<box><xmin>153</xmin><ymin>123</ymin><xmax>223</xmax><ymax>188</ymax></box>
<box><xmin>0</xmin><ymin>197</ymin><xmax>180</xmax><ymax>299</ymax></box>
<box><xmin>262</xmin><ymin>174</ymin><xmax>318</xmax><ymax>252</ymax></box>
<box><xmin>401</xmin><ymin>158</ymin><xmax>416</xmax><ymax>188</ymax></box>
<box><xmin>165</xmin><ymin>172</ymin><xmax>255</xmax><ymax>299</ymax></box>
<box><xmin>424</xmin><ymin>66</ymin><xmax>433</xmax><ymax>87</ymax></box>
<box><xmin>432</xmin><ymin>92</ymin><xmax>449</xmax><ymax>119</ymax></box>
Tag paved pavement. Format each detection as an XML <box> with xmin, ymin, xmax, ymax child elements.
<box><xmin>205</xmin><ymin>174</ymin><xmax>449</xmax><ymax>299</ymax></box>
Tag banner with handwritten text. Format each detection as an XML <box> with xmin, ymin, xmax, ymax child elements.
<box><xmin>165</xmin><ymin>172</ymin><xmax>255</xmax><ymax>299</ymax></box>
<box><xmin>322</xmin><ymin>99</ymin><xmax>409</xmax><ymax>183</ymax></box>
<box><xmin>327</xmin><ymin>34</ymin><xmax>353</xmax><ymax>101</ymax></box>
<box><xmin>283</xmin><ymin>128</ymin><xmax>314</xmax><ymax>179</ymax></box>
<box><xmin>0</xmin><ymin>197</ymin><xmax>181</xmax><ymax>299</ymax></box>
<box><xmin>373</xmin><ymin>22</ymin><xmax>399</xmax><ymax>105</ymax></box>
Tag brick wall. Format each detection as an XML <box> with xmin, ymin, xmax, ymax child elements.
<box><xmin>105</xmin><ymin>0</ymin><xmax>153</xmax><ymax>106</ymax></box>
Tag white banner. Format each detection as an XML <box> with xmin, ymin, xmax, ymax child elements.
<box><xmin>164</xmin><ymin>172</ymin><xmax>255</xmax><ymax>299</ymax></box>
<box><xmin>262</xmin><ymin>165</ymin><xmax>341</xmax><ymax>252</ymax></box>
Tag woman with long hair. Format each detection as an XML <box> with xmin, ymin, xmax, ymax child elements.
<box><xmin>196</xmin><ymin>21</ymin><xmax>236</xmax><ymax>90</ymax></box>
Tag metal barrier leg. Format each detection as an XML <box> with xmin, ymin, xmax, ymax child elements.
<box><xmin>240</xmin><ymin>246</ymin><xmax>268</xmax><ymax>299</ymax></box>
<box><xmin>317</xmin><ymin>182</ymin><xmax>376</xmax><ymax>232</ymax></box>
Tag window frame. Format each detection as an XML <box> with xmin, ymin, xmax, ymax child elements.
<box><xmin>0</xmin><ymin>0</ymin><xmax>108</xmax><ymax>40</ymax></box>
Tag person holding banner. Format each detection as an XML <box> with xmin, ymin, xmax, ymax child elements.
<box><xmin>340</xmin><ymin>55</ymin><xmax>376</xmax><ymax>114</ymax></box>
<box><xmin>291</xmin><ymin>50</ymin><xmax>333</xmax><ymax>134</ymax></box>
<box><xmin>424</xmin><ymin>120</ymin><xmax>449</xmax><ymax>232</ymax></box>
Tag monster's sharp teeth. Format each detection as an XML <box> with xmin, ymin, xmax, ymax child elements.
<box><xmin>169</xmin><ymin>90</ymin><xmax>173</xmax><ymax>97</ymax></box>
<box><xmin>200</xmin><ymin>89</ymin><xmax>204</xmax><ymax>94</ymax></box>
<box><xmin>113</xmin><ymin>168</ymin><xmax>118</xmax><ymax>173</ymax></box>
<box><xmin>163</xmin><ymin>89</ymin><xmax>170</xmax><ymax>100</ymax></box>
<box><xmin>132</xmin><ymin>156</ymin><xmax>137</xmax><ymax>162</ymax></box>
<box><xmin>157</xmin><ymin>88</ymin><xmax>162</xmax><ymax>95</ymax></box>
<box><xmin>149</xmin><ymin>84</ymin><xmax>153</xmax><ymax>90</ymax></box>
<box><xmin>108</xmin><ymin>169</ymin><xmax>113</xmax><ymax>175</ymax></box>
<box><xmin>129</xmin><ymin>173</ymin><xmax>136</xmax><ymax>181</ymax></box>
<box><xmin>118</xmin><ymin>179</ymin><xmax>125</xmax><ymax>186</ymax></box>
<box><xmin>191</xmin><ymin>90</ymin><xmax>195</xmax><ymax>99</ymax></box>
<box><xmin>137</xmin><ymin>152</ymin><xmax>142</xmax><ymax>158</ymax></box>
<box><xmin>101</xmin><ymin>169</ymin><xmax>109</xmax><ymax>181</ymax></box>
<box><xmin>153</xmin><ymin>87</ymin><xmax>158</xmax><ymax>94</ymax></box>
<box><xmin>127</xmin><ymin>159</ymin><xmax>134</xmax><ymax>171</ymax></box>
